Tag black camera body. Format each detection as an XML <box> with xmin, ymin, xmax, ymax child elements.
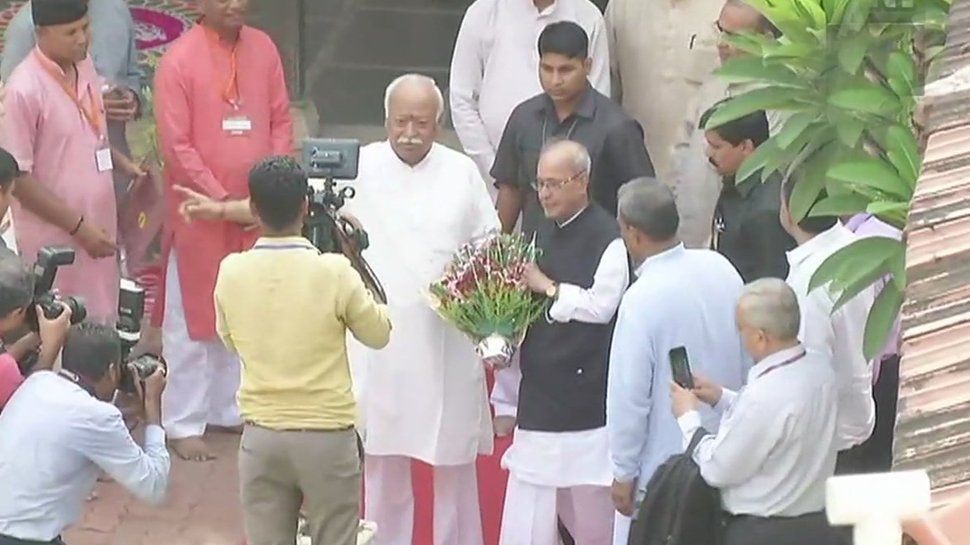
<box><xmin>302</xmin><ymin>138</ymin><xmax>363</xmax><ymax>253</ymax></box>
<box><xmin>25</xmin><ymin>247</ymin><xmax>87</xmax><ymax>332</ymax></box>
<box><xmin>116</xmin><ymin>279</ymin><xmax>165</xmax><ymax>395</ymax></box>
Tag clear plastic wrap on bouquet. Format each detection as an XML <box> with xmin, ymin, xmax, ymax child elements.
<box><xmin>428</xmin><ymin>231</ymin><xmax>547</xmax><ymax>370</ymax></box>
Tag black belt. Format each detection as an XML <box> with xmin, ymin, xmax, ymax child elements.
<box><xmin>0</xmin><ymin>534</ymin><xmax>64</xmax><ymax>545</ymax></box>
<box><xmin>726</xmin><ymin>511</ymin><xmax>826</xmax><ymax>523</ymax></box>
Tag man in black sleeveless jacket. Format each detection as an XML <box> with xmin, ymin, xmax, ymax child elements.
<box><xmin>497</xmin><ymin>140</ymin><xmax>630</xmax><ymax>545</ymax></box>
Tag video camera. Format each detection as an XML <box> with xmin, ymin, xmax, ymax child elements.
<box><xmin>301</xmin><ymin>138</ymin><xmax>386</xmax><ymax>303</ymax></box>
<box><xmin>116</xmin><ymin>279</ymin><xmax>166</xmax><ymax>396</ymax></box>
<box><xmin>302</xmin><ymin>138</ymin><xmax>363</xmax><ymax>253</ymax></box>
<box><xmin>25</xmin><ymin>247</ymin><xmax>87</xmax><ymax>332</ymax></box>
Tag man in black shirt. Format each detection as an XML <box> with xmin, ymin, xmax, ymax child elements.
<box><xmin>491</xmin><ymin>20</ymin><xmax>654</xmax><ymax>237</ymax></box>
<box><xmin>701</xmin><ymin>104</ymin><xmax>794</xmax><ymax>282</ymax></box>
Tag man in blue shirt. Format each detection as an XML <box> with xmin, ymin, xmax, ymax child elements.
<box><xmin>0</xmin><ymin>323</ymin><xmax>170</xmax><ymax>545</ymax></box>
<box><xmin>607</xmin><ymin>177</ymin><xmax>748</xmax><ymax>543</ymax></box>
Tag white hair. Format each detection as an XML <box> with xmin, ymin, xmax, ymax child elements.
<box><xmin>738</xmin><ymin>278</ymin><xmax>801</xmax><ymax>340</ymax></box>
<box><xmin>383</xmin><ymin>73</ymin><xmax>445</xmax><ymax>123</ymax></box>
<box><xmin>538</xmin><ymin>139</ymin><xmax>592</xmax><ymax>176</ymax></box>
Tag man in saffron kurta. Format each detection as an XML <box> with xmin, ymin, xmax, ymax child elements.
<box><xmin>154</xmin><ymin>0</ymin><xmax>293</xmax><ymax>460</ymax></box>
<box><xmin>2</xmin><ymin>0</ymin><xmax>119</xmax><ymax>324</ymax></box>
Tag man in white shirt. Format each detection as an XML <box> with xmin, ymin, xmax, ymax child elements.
<box><xmin>342</xmin><ymin>74</ymin><xmax>500</xmax><ymax>545</ymax></box>
<box><xmin>498</xmin><ymin>140</ymin><xmax>628</xmax><ymax>545</ymax></box>
<box><xmin>674</xmin><ymin>0</ymin><xmax>785</xmax><ymax>249</ymax></box>
<box><xmin>0</xmin><ymin>322</ymin><xmax>170</xmax><ymax>545</ymax></box>
<box><xmin>607</xmin><ymin>177</ymin><xmax>747</xmax><ymax>544</ymax></box>
<box><xmin>671</xmin><ymin>278</ymin><xmax>841</xmax><ymax>545</ymax></box>
<box><xmin>449</xmin><ymin>0</ymin><xmax>610</xmax><ymax>194</ymax></box>
<box><xmin>779</xmin><ymin>177</ymin><xmax>876</xmax><ymax>464</ymax></box>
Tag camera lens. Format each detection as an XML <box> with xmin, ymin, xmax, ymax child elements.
<box><xmin>120</xmin><ymin>354</ymin><xmax>166</xmax><ymax>395</ymax></box>
<box><xmin>63</xmin><ymin>296</ymin><xmax>87</xmax><ymax>324</ymax></box>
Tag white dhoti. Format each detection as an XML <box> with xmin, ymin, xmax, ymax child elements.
<box><xmin>498</xmin><ymin>426</ymin><xmax>615</xmax><ymax>545</ymax></box>
<box><xmin>490</xmin><ymin>353</ymin><xmax>522</xmax><ymax>417</ymax></box>
<box><xmin>612</xmin><ymin>512</ymin><xmax>633</xmax><ymax>545</ymax></box>
<box><xmin>161</xmin><ymin>251</ymin><xmax>242</xmax><ymax>439</ymax></box>
<box><xmin>364</xmin><ymin>454</ymin><xmax>484</xmax><ymax>545</ymax></box>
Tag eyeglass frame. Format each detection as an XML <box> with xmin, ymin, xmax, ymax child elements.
<box><xmin>532</xmin><ymin>169</ymin><xmax>588</xmax><ymax>192</ymax></box>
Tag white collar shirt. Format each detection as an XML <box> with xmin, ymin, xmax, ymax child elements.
<box><xmin>0</xmin><ymin>372</ymin><xmax>170</xmax><ymax>541</ymax></box>
<box><xmin>785</xmin><ymin>223</ymin><xmax>876</xmax><ymax>449</ymax></box>
<box><xmin>678</xmin><ymin>345</ymin><xmax>839</xmax><ymax>516</ymax></box>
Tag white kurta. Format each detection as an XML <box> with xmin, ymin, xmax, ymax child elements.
<box><xmin>344</xmin><ymin>141</ymin><xmax>500</xmax><ymax>466</ymax></box>
<box><xmin>449</xmin><ymin>0</ymin><xmax>610</xmax><ymax>183</ymax></box>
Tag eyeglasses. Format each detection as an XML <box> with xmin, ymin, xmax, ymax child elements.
<box><xmin>532</xmin><ymin>170</ymin><xmax>586</xmax><ymax>192</ymax></box>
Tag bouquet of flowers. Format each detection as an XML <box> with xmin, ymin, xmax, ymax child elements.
<box><xmin>428</xmin><ymin>231</ymin><xmax>548</xmax><ymax>368</ymax></box>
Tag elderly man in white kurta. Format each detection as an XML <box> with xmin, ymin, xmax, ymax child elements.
<box><xmin>449</xmin><ymin>0</ymin><xmax>610</xmax><ymax>197</ymax></box>
<box><xmin>344</xmin><ymin>74</ymin><xmax>499</xmax><ymax>545</ymax></box>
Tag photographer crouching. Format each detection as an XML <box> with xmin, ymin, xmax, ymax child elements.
<box><xmin>0</xmin><ymin>320</ymin><xmax>170</xmax><ymax>545</ymax></box>
<box><xmin>0</xmin><ymin>257</ymin><xmax>60</xmax><ymax>410</ymax></box>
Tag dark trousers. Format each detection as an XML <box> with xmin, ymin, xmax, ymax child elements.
<box><xmin>724</xmin><ymin>512</ymin><xmax>840</xmax><ymax>545</ymax></box>
<box><xmin>0</xmin><ymin>535</ymin><xmax>64</xmax><ymax>545</ymax></box>
<box><xmin>835</xmin><ymin>355</ymin><xmax>901</xmax><ymax>475</ymax></box>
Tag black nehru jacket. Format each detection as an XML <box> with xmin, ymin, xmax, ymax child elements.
<box><xmin>518</xmin><ymin>205</ymin><xmax>620</xmax><ymax>432</ymax></box>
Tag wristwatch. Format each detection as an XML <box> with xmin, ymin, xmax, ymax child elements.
<box><xmin>545</xmin><ymin>282</ymin><xmax>559</xmax><ymax>299</ymax></box>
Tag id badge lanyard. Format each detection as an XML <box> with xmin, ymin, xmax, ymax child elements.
<box><xmin>203</xmin><ymin>25</ymin><xmax>252</xmax><ymax>136</ymax></box>
<box><xmin>34</xmin><ymin>50</ymin><xmax>112</xmax><ymax>171</ymax></box>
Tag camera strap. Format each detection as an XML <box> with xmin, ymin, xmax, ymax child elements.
<box><xmin>57</xmin><ymin>369</ymin><xmax>97</xmax><ymax>398</ymax></box>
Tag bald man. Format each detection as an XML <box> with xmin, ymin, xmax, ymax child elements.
<box><xmin>339</xmin><ymin>74</ymin><xmax>499</xmax><ymax>545</ymax></box>
<box><xmin>497</xmin><ymin>140</ymin><xmax>627</xmax><ymax>544</ymax></box>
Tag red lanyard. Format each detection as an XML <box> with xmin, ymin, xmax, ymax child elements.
<box><xmin>756</xmin><ymin>350</ymin><xmax>806</xmax><ymax>379</ymax></box>
<box><xmin>34</xmin><ymin>49</ymin><xmax>103</xmax><ymax>137</ymax></box>
<box><xmin>202</xmin><ymin>23</ymin><xmax>241</xmax><ymax>107</ymax></box>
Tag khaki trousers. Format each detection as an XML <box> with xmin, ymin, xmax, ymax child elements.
<box><xmin>239</xmin><ymin>424</ymin><xmax>361</xmax><ymax>545</ymax></box>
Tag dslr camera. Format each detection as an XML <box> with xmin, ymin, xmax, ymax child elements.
<box><xmin>116</xmin><ymin>279</ymin><xmax>166</xmax><ymax>395</ymax></box>
<box><xmin>25</xmin><ymin>246</ymin><xmax>87</xmax><ymax>332</ymax></box>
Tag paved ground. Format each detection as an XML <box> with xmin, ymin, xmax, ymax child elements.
<box><xmin>0</xmin><ymin>3</ymin><xmax>484</xmax><ymax>543</ymax></box>
<box><xmin>65</xmin><ymin>432</ymin><xmax>245</xmax><ymax>545</ymax></box>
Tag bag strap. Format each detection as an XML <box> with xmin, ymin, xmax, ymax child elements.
<box><xmin>686</xmin><ymin>427</ymin><xmax>710</xmax><ymax>457</ymax></box>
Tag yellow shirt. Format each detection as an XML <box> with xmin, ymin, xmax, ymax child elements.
<box><xmin>214</xmin><ymin>236</ymin><xmax>391</xmax><ymax>430</ymax></box>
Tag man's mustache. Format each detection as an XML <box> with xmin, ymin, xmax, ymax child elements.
<box><xmin>708</xmin><ymin>157</ymin><xmax>719</xmax><ymax>168</ymax></box>
<box><xmin>396</xmin><ymin>136</ymin><xmax>423</xmax><ymax>146</ymax></box>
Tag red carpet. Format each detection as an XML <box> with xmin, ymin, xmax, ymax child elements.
<box><xmin>392</xmin><ymin>369</ymin><xmax>511</xmax><ymax>545</ymax></box>
<box><xmin>411</xmin><ymin>435</ymin><xmax>511</xmax><ymax>545</ymax></box>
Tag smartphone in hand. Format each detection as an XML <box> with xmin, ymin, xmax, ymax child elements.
<box><xmin>669</xmin><ymin>346</ymin><xmax>694</xmax><ymax>389</ymax></box>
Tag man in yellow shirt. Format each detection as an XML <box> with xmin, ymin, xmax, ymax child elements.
<box><xmin>212</xmin><ymin>156</ymin><xmax>391</xmax><ymax>545</ymax></box>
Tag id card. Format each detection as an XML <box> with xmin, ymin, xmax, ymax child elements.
<box><xmin>95</xmin><ymin>147</ymin><xmax>113</xmax><ymax>173</ymax></box>
<box><xmin>222</xmin><ymin>115</ymin><xmax>253</xmax><ymax>136</ymax></box>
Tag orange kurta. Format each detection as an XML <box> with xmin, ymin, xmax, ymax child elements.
<box><xmin>154</xmin><ymin>23</ymin><xmax>293</xmax><ymax>340</ymax></box>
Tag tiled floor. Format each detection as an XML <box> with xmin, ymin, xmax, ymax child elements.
<box><xmin>0</xmin><ymin>3</ymin><xmax>471</xmax><ymax>544</ymax></box>
<box><xmin>65</xmin><ymin>432</ymin><xmax>245</xmax><ymax>545</ymax></box>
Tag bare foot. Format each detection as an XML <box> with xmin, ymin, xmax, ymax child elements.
<box><xmin>171</xmin><ymin>436</ymin><xmax>215</xmax><ymax>462</ymax></box>
<box><xmin>209</xmin><ymin>424</ymin><xmax>243</xmax><ymax>434</ymax></box>
<box><xmin>493</xmin><ymin>415</ymin><xmax>516</xmax><ymax>437</ymax></box>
